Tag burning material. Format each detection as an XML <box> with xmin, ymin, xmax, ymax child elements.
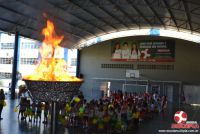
<box><xmin>23</xmin><ymin>20</ymin><xmax>81</xmax><ymax>82</ymax></box>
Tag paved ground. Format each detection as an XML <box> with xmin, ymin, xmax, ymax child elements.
<box><xmin>0</xmin><ymin>94</ymin><xmax>199</xmax><ymax>134</ymax></box>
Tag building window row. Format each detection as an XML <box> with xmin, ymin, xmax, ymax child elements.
<box><xmin>0</xmin><ymin>43</ymin><xmax>14</xmax><ymax>49</ymax></box>
<box><xmin>0</xmin><ymin>72</ymin><xmax>12</xmax><ymax>79</ymax></box>
<box><xmin>0</xmin><ymin>58</ymin><xmax>12</xmax><ymax>64</ymax></box>
<box><xmin>21</xmin><ymin>42</ymin><xmax>40</xmax><ymax>49</ymax></box>
<box><xmin>20</xmin><ymin>58</ymin><xmax>38</xmax><ymax>65</ymax></box>
<box><xmin>71</xmin><ymin>58</ymin><xmax>77</xmax><ymax>66</ymax></box>
<box><xmin>0</xmin><ymin>42</ymin><xmax>41</xmax><ymax>50</ymax></box>
<box><xmin>0</xmin><ymin>58</ymin><xmax>39</xmax><ymax>65</ymax></box>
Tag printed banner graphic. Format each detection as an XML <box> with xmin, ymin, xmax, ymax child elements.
<box><xmin>111</xmin><ymin>40</ymin><xmax>175</xmax><ymax>62</ymax></box>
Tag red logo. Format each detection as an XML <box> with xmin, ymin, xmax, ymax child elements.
<box><xmin>171</xmin><ymin>111</ymin><xmax>199</xmax><ymax>129</ymax></box>
<box><xmin>174</xmin><ymin>111</ymin><xmax>187</xmax><ymax>124</ymax></box>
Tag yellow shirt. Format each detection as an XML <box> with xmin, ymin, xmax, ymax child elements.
<box><xmin>133</xmin><ymin>112</ymin><xmax>140</xmax><ymax>119</ymax></box>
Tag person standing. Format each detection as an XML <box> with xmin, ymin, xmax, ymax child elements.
<box><xmin>36</xmin><ymin>102</ymin><xmax>42</xmax><ymax>122</ymax></box>
<box><xmin>122</xmin><ymin>42</ymin><xmax>131</xmax><ymax>59</ymax></box>
<box><xmin>8</xmin><ymin>83</ymin><xmax>11</xmax><ymax>92</ymax></box>
<box><xmin>112</xmin><ymin>42</ymin><xmax>122</xmax><ymax>59</ymax></box>
<box><xmin>31</xmin><ymin>101</ymin><xmax>36</xmax><ymax>122</ymax></box>
<box><xmin>43</xmin><ymin>102</ymin><xmax>49</xmax><ymax>124</ymax></box>
<box><xmin>0</xmin><ymin>89</ymin><xmax>5</xmax><ymax>120</ymax></box>
<box><xmin>130</xmin><ymin>43</ymin><xmax>141</xmax><ymax>60</ymax></box>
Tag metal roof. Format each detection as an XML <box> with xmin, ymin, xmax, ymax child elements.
<box><xmin>0</xmin><ymin>0</ymin><xmax>200</xmax><ymax>48</ymax></box>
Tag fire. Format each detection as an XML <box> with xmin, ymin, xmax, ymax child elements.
<box><xmin>24</xmin><ymin>20</ymin><xmax>81</xmax><ymax>82</ymax></box>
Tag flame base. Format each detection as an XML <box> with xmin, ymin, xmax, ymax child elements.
<box><xmin>23</xmin><ymin>79</ymin><xmax>83</xmax><ymax>102</ymax></box>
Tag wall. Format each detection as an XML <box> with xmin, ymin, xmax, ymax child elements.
<box><xmin>80</xmin><ymin>36</ymin><xmax>200</xmax><ymax>100</ymax></box>
<box><xmin>183</xmin><ymin>85</ymin><xmax>200</xmax><ymax>104</ymax></box>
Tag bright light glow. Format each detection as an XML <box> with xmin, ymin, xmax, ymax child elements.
<box><xmin>23</xmin><ymin>20</ymin><xmax>81</xmax><ymax>81</ymax></box>
<box><xmin>74</xmin><ymin>28</ymin><xmax>200</xmax><ymax>49</ymax></box>
<box><xmin>191</xmin><ymin>104</ymin><xmax>200</xmax><ymax>106</ymax></box>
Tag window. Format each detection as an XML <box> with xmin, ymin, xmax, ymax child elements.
<box><xmin>0</xmin><ymin>72</ymin><xmax>12</xmax><ymax>79</ymax></box>
<box><xmin>0</xmin><ymin>43</ymin><xmax>14</xmax><ymax>49</ymax></box>
<box><xmin>20</xmin><ymin>58</ymin><xmax>38</xmax><ymax>65</ymax></box>
<box><xmin>0</xmin><ymin>58</ymin><xmax>12</xmax><ymax>64</ymax></box>
<box><xmin>101</xmin><ymin>64</ymin><xmax>134</xmax><ymax>69</ymax></box>
<box><xmin>21</xmin><ymin>42</ymin><xmax>40</xmax><ymax>49</ymax></box>
<box><xmin>70</xmin><ymin>58</ymin><xmax>77</xmax><ymax>66</ymax></box>
<box><xmin>137</xmin><ymin>64</ymin><xmax>174</xmax><ymax>70</ymax></box>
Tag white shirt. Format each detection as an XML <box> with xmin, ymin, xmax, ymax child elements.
<box><xmin>130</xmin><ymin>50</ymin><xmax>141</xmax><ymax>59</ymax></box>
<box><xmin>112</xmin><ymin>49</ymin><xmax>122</xmax><ymax>59</ymax></box>
<box><xmin>122</xmin><ymin>49</ymin><xmax>131</xmax><ymax>59</ymax></box>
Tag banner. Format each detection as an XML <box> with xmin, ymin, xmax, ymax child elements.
<box><xmin>111</xmin><ymin>40</ymin><xmax>175</xmax><ymax>62</ymax></box>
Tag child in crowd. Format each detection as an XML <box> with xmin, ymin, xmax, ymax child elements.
<box><xmin>17</xmin><ymin>97</ymin><xmax>26</xmax><ymax>120</ymax></box>
<box><xmin>31</xmin><ymin>101</ymin><xmax>36</xmax><ymax>122</ymax></box>
<box><xmin>36</xmin><ymin>102</ymin><xmax>42</xmax><ymax>122</ymax></box>
<box><xmin>132</xmin><ymin>106</ymin><xmax>140</xmax><ymax>128</ymax></box>
<box><xmin>26</xmin><ymin>99</ymin><xmax>32</xmax><ymax>122</ymax></box>
<box><xmin>43</xmin><ymin>102</ymin><xmax>49</xmax><ymax>124</ymax></box>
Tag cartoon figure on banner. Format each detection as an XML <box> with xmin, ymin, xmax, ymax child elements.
<box><xmin>122</xmin><ymin>42</ymin><xmax>131</xmax><ymax>59</ymax></box>
<box><xmin>112</xmin><ymin>42</ymin><xmax>122</xmax><ymax>59</ymax></box>
<box><xmin>141</xmin><ymin>48</ymin><xmax>151</xmax><ymax>59</ymax></box>
<box><xmin>130</xmin><ymin>43</ymin><xmax>141</xmax><ymax>60</ymax></box>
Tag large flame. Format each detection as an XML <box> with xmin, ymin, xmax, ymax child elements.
<box><xmin>24</xmin><ymin>20</ymin><xmax>81</xmax><ymax>82</ymax></box>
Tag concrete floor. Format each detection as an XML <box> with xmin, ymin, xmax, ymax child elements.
<box><xmin>0</xmin><ymin>94</ymin><xmax>200</xmax><ymax>134</ymax></box>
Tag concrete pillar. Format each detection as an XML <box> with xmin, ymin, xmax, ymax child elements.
<box><xmin>76</xmin><ymin>49</ymin><xmax>80</xmax><ymax>77</ymax></box>
<box><xmin>11</xmin><ymin>31</ymin><xmax>19</xmax><ymax>99</ymax></box>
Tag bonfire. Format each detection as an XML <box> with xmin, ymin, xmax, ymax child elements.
<box><xmin>23</xmin><ymin>20</ymin><xmax>81</xmax><ymax>82</ymax></box>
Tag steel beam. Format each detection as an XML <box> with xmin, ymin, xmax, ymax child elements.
<box><xmin>163</xmin><ymin>0</ymin><xmax>179</xmax><ymax>30</ymax></box>
<box><xmin>68</xmin><ymin>0</ymin><xmax>118</xmax><ymax>30</ymax></box>
<box><xmin>143</xmin><ymin>0</ymin><xmax>165</xmax><ymax>28</ymax></box>
<box><xmin>47</xmin><ymin>0</ymin><xmax>107</xmax><ymax>33</ymax></box>
<box><xmin>90</xmin><ymin>0</ymin><xmax>130</xmax><ymax>29</ymax></box>
<box><xmin>14</xmin><ymin>0</ymin><xmax>94</xmax><ymax>38</ymax></box>
<box><xmin>108</xmin><ymin>0</ymin><xmax>139</xmax><ymax>27</ymax></box>
<box><xmin>0</xmin><ymin>4</ymin><xmax>84</xmax><ymax>40</ymax></box>
<box><xmin>182</xmin><ymin>0</ymin><xmax>193</xmax><ymax>32</ymax></box>
<box><xmin>126</xmin><ymin>0</ymin><xmax>152</xmax><ymax>27</ymax></box>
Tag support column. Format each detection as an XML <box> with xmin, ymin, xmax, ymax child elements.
<box><xmin>11</xmin><ymin>31</ymin><xmax>19</xmax><ymax>99</ymax></box>
<box><xmin>51</xmin><ymin>101</ymin><xmax>58</xmax><ymax>134</ymax></box>
<box><xmin>76</xmin><ymin>49</ymin><xmax>80</xmax><ymax>77</ymax></box>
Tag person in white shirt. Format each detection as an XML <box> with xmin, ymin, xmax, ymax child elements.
<box><xmin>112</xmin><ymin>42</ymin><xmax>122</xmax><ymax>59</ymax></box>
<box><xmin>130</xmin><ymin>43</ymin><xmax>141</xmax><ymax>60</ymax></box>
<box><xmin>122</xmin><ymin>42</ymin><xmax>131</xmax><ymax>59</ymax></box>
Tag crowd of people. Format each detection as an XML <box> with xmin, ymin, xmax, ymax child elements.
<box><xmin>15</xmin><ymin>90</ymin><xmax>167</xmax><ymax>133</ymax></box>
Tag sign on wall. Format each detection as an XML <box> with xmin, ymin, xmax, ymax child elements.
<box><xmin>111</xmin><ymin>40</ymin><xmax>175</xmax><ymax>62</ymax></box>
